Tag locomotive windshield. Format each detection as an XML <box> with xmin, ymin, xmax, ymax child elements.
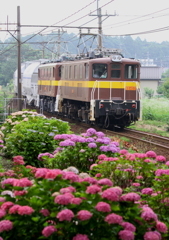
<box><xmin>92</xmin><ymin>64</ymin><xmax>107</xmax><ymax>78</ymax></box>
<box><xmin>125</xmin><ymin>64</ymin><xmax>138</xmax><ymax>79</ymax></box>
<box><xmin>111</xmin><ymin>63</ymin><xmax>121</xmax><ymax>78</ymax></box>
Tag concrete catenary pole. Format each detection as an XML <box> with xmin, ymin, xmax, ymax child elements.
<box><xmin>17</xmin><ymin>6</ymin><xmax>22</xmax><ymax>111</ymax></box>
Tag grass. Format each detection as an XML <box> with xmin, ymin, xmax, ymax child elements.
<box><xmin>129</xmin><ymin>120</ymin><xmax>169</xmax><ymax>137</ymax></box>
<box><xmin>128</xmin><ymin>97</ymin><xmax>169</xmax><ymax>137</ymax></box>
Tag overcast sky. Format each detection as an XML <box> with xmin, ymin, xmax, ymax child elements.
<box><xmin>0</xmin><ymin>0</ymin><xmax>169</xmax><ymax>43</ymax></box>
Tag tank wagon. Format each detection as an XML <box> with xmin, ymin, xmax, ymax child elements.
<box><xmin>14</xmin><ymin>59</ymin><xmax>48</xmax><ymax>105</ymax></box>
<box><xmin>38</xmin><ymin>52</ymin><xmax>141</xmax><ymax>129</ymax></box>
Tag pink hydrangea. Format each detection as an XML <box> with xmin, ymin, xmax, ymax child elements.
<box><xmin>141</xmin><ymin>208</ymin><xmax>158</xmax><ymax>222</ymax></box>
<box><xmin>18</xmin><ymin>206</ymin><xmax>34</xmax><ymax>215</ymax></box>
<box><xmin>86</xmin><ymin>185</ymin><xmax>101</xmax><ymax>194</ymax></box>
<box><xmin>0</xmin><ymin>210</ymin><xmax>6</xmax><ymax>219</ymax></box>
<box><xmin>77</xmin><ymin>210</ymin><xmax>92</xmax><ymax>221</ymax></box>
<box><xmin>72</xmin><ymin>234</ymin><xmax>89</xmax><ymax>240</ymax></box>
<box><xmin>90</xmin><ymin>164</ymin><xmax>98</xmax><ymax>170</ymax></box>
<box><xmin>54</xmin><ymin>193</ymin><xmax>73</xmax><ymax>205</ymax></box>
<box><xmin>101</xmin><ymin>188</ymin><xmax>119</xmax><ymax>201</ymax></box>
<box><xmin>1</xmin><ymin>178</ymin><xmax>16</xmax><ymax>188</ymax></box>
<box><xmin>13</xmin><ymin>158</ymin><xmax>25</xmax><ymax>165</ymax></box>
<box><xmin>118</xmin><ymin>230</ymin><xmax>135</xmax><ymax>240</ymax></box>
<box><xmin>13</xmin><ymin>155</ymin><xmax>24</xmax><ymax>161</ymax></box>
<box><xmin>95</xmin><ymin>202</ymin><xmax>111</xmax><ymax>212</ymax></box>
<box><xmin>0</xmin><ymin>220</ymin><xmax>13</xmax><ymax>232</ymax></box>
<box><xmin>111</xmin><ymin>187</ymin><xmax>123</xmax><ymax>196</ymax></box>
<box><xmin>146</xmin><ymin>151</ymin><xmax>157</xmax><ymax>158</ymax></box>
<box><xmin>9</xmin><ymin>205</ymin><xmax>21</xmax><ymax>214</ymax></box>
<box><xmin>70</xmin><ymin>198</ymin><xmax>82</xmax><ymax>205</ymax></box>
<box><xmin>0</xmin><ymin>198</ymin><xmax>5</xmax><ymax>203</ymax></box>
<box><xmin>156</xmin><ymin>155</ymin><xmax>166</xmax><ymax>162</ymax></box>
<box><xmin>57</xmin><ymin>209</ymin><xmax>74</xmax><ymax>222</ymax></box>
<box><xmin>95</xmin><ymin>173</ymin><xmax>102</xmax><ymax>178</ymax></box>
<box><xmin>141</xmin><ymin>188</ymin><xmax>153</xmax><ymax>195</ymax></box>
<box><xmin>156</xmin><ymin>221</ymin><xmax>167</xmax><ymax>233</ymax></box>
<box><xmin>120</xmin><ymin>222</ymin><xmax>136</xmax><ymax>232</ymax></box>
<box><xmin>35</xmin><ymin>168</ymin><xmax>49</xmax><ymax>178</ymax></box>
<box><xmin>45</xmin><ymin>169</ymin><xmax>63</xmax><ymax>179</ymax></box>
<box><xmin>42</xmin><ymin>225</ymin><xmax>56</xmax><ymax>237</ymax></box>
<box><xmin>144</xmin><ymin>159</ymin><xmax>151</xmax><ymax>163</ymax></box>
<box><xmin>13</xmin><ymin>156</ymin><xmax>24</xmax><ymax>165</ymax></box>
<box><xmin>144</xmin><ymin>231</ymin><xmax>160</xmax><ymax>240</ymax></box>
<box><xmin>97</xmin><ymin>178</ymin><xmax>113</xmax><ymax>187</ymax></box>
<box><xmin>13</xmin><ymin>178</ymin><xmax>33</xmax><ymax>187</ymax></box>
<box><xmin>119</xmin><ymin>149</ymin><xmax>128</xmax><ymax>155</ymax></box>
<box><xmin>1</xmin><ymin>202</ymin><xmax>14</xmax><ymax>211</ymax></box>
<box><xmin>120</xmin><ymin>192</ymin><xmax>140</xmax><ymax>202</ymax></box>
<box><xmin>14</xmin><ymin>190</ymin><xmax>27</xmax><ymax>196</ymax></box>
<box><xmin>132</xmin><ymin>183</ymin><xmax>140</xmax><ymax>187</ymax></box>
<box><xmin>105</xmin><ymin>213</ymin><xmax>123</xmax><ymax>225</ymax></box>
<box><xmin>82</xmin><ymin>177</ymin><xmax>98</xmax><ymax>184</ymax></box>
<box><xmin>166</xmin><ymin>161</ymin><xmax>169</xmax><ymax>166</ymax></box>
<box><xmin>60</xmin><ymin>186</ymin><xmax>76</xmax><ymax>194</ymax></box>
<box><xmin>62</xmin><ymin>172</ymin><xmax>80</xmax><ymax>182</ymax></box>
<box><xmin>136</xmin><ymin>175</ymin><xmax>143</xmax><ymax>179</ymax></box>
<box><xmin>98</xmin><ymin>154</ymin><xmax>107</xmax><ymax>160</ymax></box>
<box><xmin>40</xmin><ymin>209</ymin><xmax>50</xmax><ymax>217</ymax></box>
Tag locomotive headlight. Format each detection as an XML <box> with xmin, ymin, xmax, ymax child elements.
<box><xmin>111</xmin><ymin>55</ymin><xmax>122</xmax><ymax>62</ymax></box>
<box><xmin>132</xmin><ymin>104</ymin><xmax>136</xmax><ymax>108</ymax></box>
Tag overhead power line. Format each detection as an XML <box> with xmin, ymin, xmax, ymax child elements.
<box><xmin>104</xmin><ymin>25</ymin><xmax>169</xmax><ymax>37</ymax></box>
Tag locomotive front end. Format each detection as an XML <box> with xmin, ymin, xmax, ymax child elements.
<box><xmin>89</xmin><ymin>55</ymin><xmax>141</xmax><ymax>129</ymax></box>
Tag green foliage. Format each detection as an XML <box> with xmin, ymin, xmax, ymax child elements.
<box><xmin>156</xmin><ymin>84</ymin><xmax>164</xmax><ymax>95</ymax></box>
<box><xmin>144</xmin><ymin>87</ymin><xmax>154</xmax><ymax>99</ymax></box>
<box><xmin>0</xmin><ymin>110</ymin><xmax>70</xmax><ymax>166</ymax></box>
<box><xmin>141</xmin><ymin>98</ymin><xmax>169</xmax><ymax>123</ymax></box>
<box><xmin>142</xmin><ymin>107</ymin><xmax>155</xmax><ymax>120</ymax></box>
<box><xmin>162</xmin><ymin>79</ymin><xmax>169</xmax><ymax>98</ymax></box>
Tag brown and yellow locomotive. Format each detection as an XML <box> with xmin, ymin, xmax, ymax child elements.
<box><xmin>38</xmin><ymin>52</ymin><xmax>141</xmax><ymax>129</ymax></box>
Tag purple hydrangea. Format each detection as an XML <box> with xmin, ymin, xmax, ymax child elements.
<box><xmin>54</xmin><ymin>134</ymin><xmax>70</xmax><ymax>140</ymax></box>
<box><xmin>86</xmin><ymin>128</ymin><xmax>97</xmax><ymax>136</ymax></box>
<box><xmin>86</xmin><ymin>137</ymin><xmax>95</xmax><ymax>143</ymax></box>
<box><xmin>100</xmin><ymin>146</ymin><xmax>109</xmax><ymax>152</ymax></box>
<box><xmin>88</xmin><ymin>143</ymin><xmax>97</xmax><ymax>148</ymax></box>
<box><xmin>59</xmin><ymin>140</ymin><xmax>75</xmax><ymax>147</ymax></box>
<box><xmin>95</xmin><ymin>131</ymin><xmax>105</xmax><ymax>138</ymax></box>
<box><xmin>38</xmin><ymin>152</ymin><xmax>54</xmax><ymax>161</ymax></box>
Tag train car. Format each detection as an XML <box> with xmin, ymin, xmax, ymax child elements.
<box><xmin>13</xmin><ymin>61</ymin><xmax>32</xmax><ymax>95</ymax></box>
<box><xmin>14</xmin><ymin>59</ymin><xmax>48</xmax><ymax>105</ymax></box>
<box><xmin>38</xmin><ymin>52</ymin><xmax>141</xmax><ymax>129</ymax></box>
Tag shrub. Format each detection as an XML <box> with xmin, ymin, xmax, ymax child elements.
<box><xmin>0</xmin><ymin>159</ymin><xmax>167</xmax><ymax>240</ymax></box>
<box><xmin>40</xmin><ymin>128</ymin><xmax>120</xmax><ymax>172</ymax></box>
<box><xmin>1</xmin><ymin>111</ymin><xmax>71</xmax><ymax>167</ymax></box>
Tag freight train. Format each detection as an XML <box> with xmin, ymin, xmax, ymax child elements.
<box><xmin>14</xmin><ymin>49</ymin><xmax>141</xmax><ymax>129</ymax></box>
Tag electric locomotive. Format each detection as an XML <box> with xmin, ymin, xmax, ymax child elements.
<box><xmin>38</xmin><ymin>50</ymin><xmax>141</xmax><ymax>129</ymax></box>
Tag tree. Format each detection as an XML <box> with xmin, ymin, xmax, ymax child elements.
<box><xmin>144</xmin><ymin>87</ymin><xmax>154</xmax><ymax>98</ymax></box>
<box><xmin>162</xmin><ymin>79</ymin><xmax>169</xmax><ymax>98</ymax></box>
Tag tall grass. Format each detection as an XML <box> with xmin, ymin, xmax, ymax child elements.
<box><xmin>142</xmin><ymin>98</ymin><xmax>169</xmax><ymax>123</ymax></box>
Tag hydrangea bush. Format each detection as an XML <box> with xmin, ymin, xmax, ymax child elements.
<box><xmin>40</xmin><ymin>128</ymin><xmax>120</xmax><ymax>172</ymax></box>
<box><xmin>0</xmin><ymin>156</ymin><xmax>167</xmax><ymax>240</ymax></box>
<box><xmin>90</xmin><ymin>150</ymin><xmax>169</xmax><ymax>228</ymax></box>
<box><xmin>0</xmin><ymin>110</ymin><xmax>71</xmax><ymax>167</ymax></box>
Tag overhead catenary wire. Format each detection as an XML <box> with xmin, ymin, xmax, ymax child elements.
<box><xmin>103</xmin><ymin>7</ymin><xmax>169</xmax><ymax>30</ymax></box>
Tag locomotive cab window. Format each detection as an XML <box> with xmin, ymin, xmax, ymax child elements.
<box><xmin>125</xmin><ymin>64</ymin><xmax>138</xmax><ymax>79</ymax></box>
<box><xmin>92</xmin><ymin>64</ymin><xmax>107</xmax><ymax>78</ymax></box>
<box><xmin>111</xmin><ymin>64</ymin><xmax>121</xmax><ymax>78</ymax></box>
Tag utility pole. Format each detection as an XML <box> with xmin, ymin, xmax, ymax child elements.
<box><xmin>90</xmin><ymin>0</ymin><xmax>117</xmax><ymax>50</ymax></box>
<box><xmin>17</xmin><ymin>6</ymin><xmax>22</xmax><ymax>111</ymax></box>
